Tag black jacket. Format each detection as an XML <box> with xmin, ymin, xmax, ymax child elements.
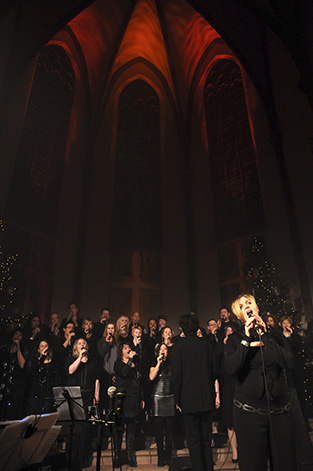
<box><xmin>170</xmin><ymin>335</ymin><xmax>217</xmax><ymax>414</ymax></box>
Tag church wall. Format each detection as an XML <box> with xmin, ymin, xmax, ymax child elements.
<box><xmin>266</xmin><ymin>30</ymin><xmax>313</xmax><ymax>308</ymax></box>
<box><xmin>1</xmin><ymin>1</ymin><xmax>313</xmax><ymax>323</ymax></box>
<box><xmin>245</xmin><ymin>73</ymin><xmax>302</xmax><ymax>297</ymax></box>
<box><xmin>188</xmin><ymin>102</ymin><xmax>221</xmax><ymax>325</ymax></box>
<box><xmin>79</xmin><ymin>65</ymin><xmax>190</xmax><ymax>328</ymax></box>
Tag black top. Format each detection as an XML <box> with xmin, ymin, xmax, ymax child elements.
<box><xmin>0</xmin><ymin>349</ymin><xmax>26</xmax><ymax>419</ymax></box>
<box><xmin>114</xmin><ymin>358</ymin><xmax>142</xmax><ymax>418</ymax></box>
<box><xmin>65</xmin><ymin>356</ymin><xmax>98</xmax><ymax>407</ymax></box>
<box><xmin>224</xmin><ymin>328</ymin><xmax>294</xmax><ymax>408</ymax></box>
<box><xmin>26</xmin><ymin>355</ymin><xmax>60</xmax><ymax>413</ymax></box>
<box><xmin>151</xmin><ymin>359</ymin><xmax>175</xmax><ymax>417</ymax></box>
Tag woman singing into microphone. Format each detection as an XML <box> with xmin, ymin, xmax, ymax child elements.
<box><xmin>65</xmin><ymin>338</ymin><xmax>100</xmax><ymax>469</ymax></box>
<box><xmin>114</xmin><ymin>342</ymin><xmax>144</xmax><ymax>467</ymax></box>
<box><xmin>149</xmin><ymin>343</ymin><xmax>175</xmax><ymax>466</ymax></box>
<box><xmin>224</xmin><ymin>294</ymin><xmax>296</xmax><ymax>471</ymax></box>
<box><xmin>65</xmin><ymin>338</ymin><xmax>100</xmax><ymax>407</ymax></box>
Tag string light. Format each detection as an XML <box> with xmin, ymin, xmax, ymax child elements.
<box><xmin>0</xmin><ymin>219</ymin><xmax>20</xmax><ymax>339</ymax></box>
<box><xmin>244</xmin><ymin>235</ymin><xmax>313</xmax><ymax>413</ymax></box>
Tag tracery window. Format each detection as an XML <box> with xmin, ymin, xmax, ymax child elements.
<box><xmin>5</xmin><ymin>45</ymin><xmax>75</xmax><ymax>316</ymax></box>
<box><xmin>204</xmin><ymin>60</ymin><xmax>265</xmax><ymax>242</ymax></box>
<box><xmin>112</xmin><ymin>79</ymin><xmax>161</xmax><ymax>249</ymax></box>
<box><xmin>6</xmin><ymin>45</ymin><xmax>75</xmax><ymax>235</ymax></box>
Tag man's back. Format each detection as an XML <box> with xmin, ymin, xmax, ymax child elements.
<box><xmin>171</xmin><ymin>335</ymin><xmax>216</xmax><ymax>414</ymax></box>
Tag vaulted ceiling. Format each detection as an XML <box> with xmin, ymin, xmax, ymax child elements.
<box><xmin>1</xmin><ymin>0</ymin><xmax>313</xmax><ymax>128</ymax></box>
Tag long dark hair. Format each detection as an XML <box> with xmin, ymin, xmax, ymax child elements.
<box><xmin>117</xmin><ymin>342</ymin><xmax>132</xmax><ymax>360</ymax></box>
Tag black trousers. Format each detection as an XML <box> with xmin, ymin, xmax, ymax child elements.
<box><xmin>183</xmin><ymin>411</ymin><xmax>213</xmax><ymax>471</ymax></box>
<box><xmin>233</xmin><ymin>405</ymin><xmax>296</xmax><ymax>471</ymax></box>
<box><xmin>154</xmin><ymin>416</ymin><xmax>174</xmax><ymax>461</ymax></box>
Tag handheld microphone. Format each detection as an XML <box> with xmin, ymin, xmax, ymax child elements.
<box><xmin>247</xmin><ymin>311</ymin><xmax>260</xmax><ymax>334</ymax></box>
<box><xmin>107</xmin><ymin>386</ymin><xmax>117</xmax><ymax>420</ymax></box>
<box><xmin>107</xmin><ymin>386</ymin><xmax>117</xmax><ymax>398</ymax></box>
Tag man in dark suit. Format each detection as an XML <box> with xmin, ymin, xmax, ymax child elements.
<box><xmin>171</xmin><ymin>314</ymin><xmax>219</xmax><ymax>471</ymax></box>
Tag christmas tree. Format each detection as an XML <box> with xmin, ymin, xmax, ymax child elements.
<box><xmin>243</xmin><ymin>236</ymin><xmax>304</xmax><ymax>326</ymax></box>
<box><xmin>243</xmin><ymin>235</ymin><xmax>313</xmax><ymax>415</ymax></box>
<box><xmin>0</xmin><ymin>219</ymin><xmax>21</xmax><ymax>345</ymax></box>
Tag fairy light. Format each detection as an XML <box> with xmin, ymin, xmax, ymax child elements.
<box><xmin>0</xmin><ymin>219</ymin><xmax>20</xmax><ymax>335</ymax></box>
<box><xmin>244</xmin><ymin>235</ymin><xmax>313</xmax><ymax>413</ymax></box>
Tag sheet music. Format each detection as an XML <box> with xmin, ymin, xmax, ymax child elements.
<box><xmin>30</xmin><ymin>425</ymin><xmax>62</xmax><ymax>463</ymax></box>
<box><xmin>0</xmin><ymin>412</ymin><xmax>60</xmax><ymax>471</ymax></box>
<box><xmin>20</xmin><ymin>412</ymin><xmax>59</xmax><ymax>464</ymax></box>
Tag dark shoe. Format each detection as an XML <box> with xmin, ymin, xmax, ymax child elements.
<box><xmin>158</xmin><ymin>458</ymin><xmax>165</xmax><ymax>467</ymax></box>
<box><xmin>232</xmin><ymin>458</ymin><xmax>238</xmax><ymax>464</ymax></box>
<box><xmin>165</xmin><ymin>450</ymin><xmax>171</xmax><ymax>466</ymax></box>
<box><xmin>127</xmin><ymin>455</ymin><xmax>137</xmax><ymax>467</ymax></box>
<box><xmin>113</xmin><ymin>458</ymin><xmax>121</xmax><ymax>468</ymax></box>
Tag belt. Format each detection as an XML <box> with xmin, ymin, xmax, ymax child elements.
<box><xmin>233</xmin><ymin>399</ymin><xmax>291</xmax><ymax>415</ymax></box>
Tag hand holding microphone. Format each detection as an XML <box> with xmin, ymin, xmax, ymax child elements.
<box><xmin>80</xmin><ymin>347</ymin><xmax>87</xmax><ymax>360</ymax></box>
<box><xmin>157</xmin><ymin>352</ymin><xmax>164</xmax><ymax>364</ymax></box>
<box><xmin>245</xmin><ymin>311</ymin><xmax>266</xmax><ymax>337</ymax></box>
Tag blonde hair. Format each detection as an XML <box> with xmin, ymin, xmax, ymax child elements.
<box><xmin>72</xmin><ymin>338</ymin><xmax>88</xmax><ymax>357</ymax></box>
<box><xmin>231</xmin><ymin>294</ymin><xmax>258</xmax><ymax>322</ymax></box>
<box><xmin>131</xmin><ymin>325</ymin><xmax>142</xmax><ymax>335</ymax></box>
<box><xmin>116</xmin><ymin>315</ymin><xmax>130</xmax><ymax>334</ymax></box>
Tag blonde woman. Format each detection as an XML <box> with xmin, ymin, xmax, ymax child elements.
<box><xmin>65</xmin><ymin>338</ymin><xmax>100</xmax><ymax>468</ymax></box>
<box><xmin>225</xmin><ymin>294</ymin><xmax>296</xmax><ymax>471</ymax></box>
<box><xmin>66</xmin><ymin>338</ymin><xmax>100</xmax><ymax>406</ymax></box>
<box><xmin>115</xmin><ymin>315</ymin><xmax>130</xmax><ymax>344</ymax></box>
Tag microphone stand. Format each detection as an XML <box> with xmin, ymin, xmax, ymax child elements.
<box><xmin>253</xmin><ymin>319</ymin><xmax>280</xmax><ymax>471</ymax></box>
<box><xmin>94</xmin><ymin>389</ymin><xmax>121</xmax><ymax>471</ymax></box>
<box><xmin>61</xmin><ymin>389</ymin><xmax>75</xmax><ymax>471</ymax></box>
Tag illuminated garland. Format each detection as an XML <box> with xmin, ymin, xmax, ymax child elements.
<box><xmin>0</xmin><ymin>219</ymin><xmax>19</xmax><ymax>322</ymax></box>
<box><xmin>244</xmin><ymin>236</ymin><xmax>313</xmax><ymax>413</ymax></box>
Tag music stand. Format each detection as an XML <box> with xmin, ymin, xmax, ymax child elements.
<box><xmin>52</xmin><ymin>386</ymin><xmax>86</xmax><ymax>421</ymax></box>
<box><xmin>53</xmin><ymin>386</ymin><xmax>87</xmax><ymax>471</ymax></box>
<box><xmin>0</xmin><ymin>412</ymin><xmax>60</xmax><ymax>471</ymax></box>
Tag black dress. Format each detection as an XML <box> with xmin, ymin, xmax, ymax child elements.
<box><xmin>114</xmin><ymin>358</ymin><xmax>142</xmax><ymax>465</ymax></box>
<box><xmin>151</xmin><ymin>359</ymin><xmax>175</xmax><ymax>465</ymax></box>
<box><xmin>114</xmin><ymin>358</ymin><xmax>141</xmax><ymax>418</ymax></box>
<box><xmin>151</xmin><ymin>359</ymin><xmax>174</xmax><ymax>417</ymax></box>
<box><xmin>65</xmin><ymin>355</ymin><xmax>98</xmax><ymax>408</ymax></box>
<box><xmin>0</xmin><ymin>349</ymin><xmax>26</xmax><ymax>419</ymax></box>
<box><xmin>25</xmin><ymin>354</ymin><xmax>60</xmax><ymax>414</ymax></box>
<box><xmin>64</xmin><ymin>356</ymin><xmax>99</xmax><ymax>470</ymax></box>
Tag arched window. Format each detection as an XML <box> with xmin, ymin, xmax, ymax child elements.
<box><xmin>112</xmin><ymin>78</ymin><xmax>161</xmax><ymax>249</ymax></box>
<box><xmin>204</xmin><ymin>60</ymin><xmax>264</xmax><ymax>242</ymax></box>
<box><xmin>5</xmin><ymin>45</ymin><xmax>75</xmax><ymax>316</ymax></box>
<box><xmin>111</xmin><ymin>79</ymin><xmax>161</xmax><ymax>316</ymax></box>
<box><xmin>6</xmin><ymin>45</ymin><xmax>75</xmax><ymax>235</ymax></box>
